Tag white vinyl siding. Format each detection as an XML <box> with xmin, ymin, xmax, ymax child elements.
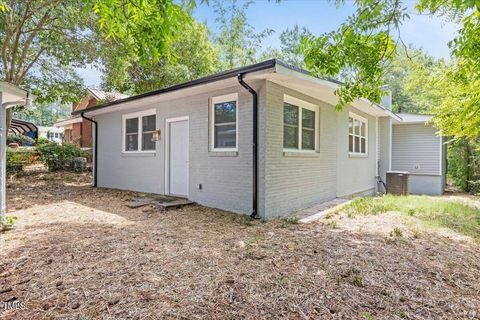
<box><xmin>392</xmin><ymin>124</ymin><xmax>441</xmax><ymax>175</ymax></box>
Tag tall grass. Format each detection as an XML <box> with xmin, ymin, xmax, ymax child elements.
<box><xmin>345</xmin><ymin>195</ymin><xmax>480</xmax><ymax>241</ymax></box>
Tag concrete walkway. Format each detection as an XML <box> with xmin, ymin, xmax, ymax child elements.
<box><xmin>290</xmin><ymin>198</ymin><xmax>351</xmax><ymax>223</ymax></box>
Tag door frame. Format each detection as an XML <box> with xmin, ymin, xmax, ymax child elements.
<box><xmin>164</xmin><ymin>116</ymin><xmax>189</xmax><ymax>197</ymax></box>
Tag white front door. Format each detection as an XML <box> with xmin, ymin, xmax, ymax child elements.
<box><xmin>167</xmin><ymin>118</ymin><xmax>189</xmax><ymax>196</ymax></box>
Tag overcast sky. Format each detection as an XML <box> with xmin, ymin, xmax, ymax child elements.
<box><xmin>77</xmin><ymin>0</ymin><xmax>460</xmax><ymax>87</ymax></box>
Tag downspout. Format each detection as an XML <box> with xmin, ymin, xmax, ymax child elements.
<box><xmin>237</xmin><ymin>74</ymin><xmax>259</xmax><ymax>219</ymax></box>
<box><xmin>81</xmin><ymin>112</ymin><xmax>97</xmax><ymax>187</ymax></box>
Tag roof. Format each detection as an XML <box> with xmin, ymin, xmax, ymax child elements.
<box><xmin>396</xmin><ymin>113</ymin><xmax>433</xmax><ymax>124</ymax></box>
<box><xmin>0</xmin><ymin>81</ymin><xmax>34</xmax><ymax>108</ymax></box>
<box><xmin>37</xmin><ymin>126</ymin><xmax>64</xmax><ymax>133</ymax></box>
<box><xmin>54</xmin><ymin>117</ymin><xmax>83</xmax><ymax>127</ymax></box>
<box><xmin>9</xmin><ymin>118</ymin><xmax>38</xmax><ymax>135</ymax></box>
<box><xmin>71</xmin><ymin>59</ymin><xmax>408</xmax><ymax>123</ymax></box>
<box><xmin>87</xmin><ymin>88</ymin><xmax>129</xmax><ymax>102</ymax></box>
<box><xmin>73</xmin><ymin>59</ymin><xmax>280</xmax><ymax>116</ymax></box>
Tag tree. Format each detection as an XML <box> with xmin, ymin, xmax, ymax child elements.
<box><xmin>0</xmin><ymin>0</ymin><xmax>97</xmax><ymax>127</ymax></box>
<box><xmin>1</xmin><ymin>0</ymin><xmax>196</xmax><ymax>128</ymax></box>
<box><xmin>13</xmin><ymin>102</ymin><xmax>71</xmax><ymax>126</ymax></box>
<box><xmin>101</xmin><ymin>20</ymin><xmax>220</xmax><ymax>94</ymax></box>
<box><xmin>213</xmin><ymin>0</ymin><xmax>273</xmax><ymax>69</ymax></box>
<box><xmin>300</xmin><ymin>0</ymin><xmax>480</xmax><ymax>138</ymax></box>
<box><xmin>383</xmin><ymin>46</ymin><xmax>446</xmax><ymax>114</ymax></box>
<box><xmin>86</xmin><ymin>0</ymin><xmax>195</xmax><ymax>65</ymax></box>
<box><xmin>260</xmin><ymin>25</ymin><xmax>312</xmax><ymax>68</ymax></box>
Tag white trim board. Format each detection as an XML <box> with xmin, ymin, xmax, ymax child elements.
<box><xmin>164</xmin><ymin>116</ymin><xmax>190</xmax><ymax>197</ymax></box>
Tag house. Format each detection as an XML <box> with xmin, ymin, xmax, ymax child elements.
<box><xmin>55</xmin><ymin>88</ymin><xmax>128</xmax><ymax>148</ymax></box>
<box><xmin>37</xmin><ymin>126</ymin><xmax>64</xmax><ymax>143</ymax></box>
<box><xmin>73</xmin><ymin>60</ymin><xmax>446</xmax><ymax>219</ymax></box>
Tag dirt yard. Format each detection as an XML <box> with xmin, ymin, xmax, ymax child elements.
<box><xmin>1</xmin><ymin>172</ymin><xmax>479</xmax><ymax>319</ymax></box>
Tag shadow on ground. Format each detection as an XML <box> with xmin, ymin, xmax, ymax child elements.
<box><xmin>1</xmin><ymin>172</ymin><xmax>479</xmax><ymax>319</ymax></box>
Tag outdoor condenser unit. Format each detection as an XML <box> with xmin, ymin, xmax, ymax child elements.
<box><xmin>386</xmin><ymin>171</ymin><xmax>409</xmax><ymax>195</ymax></box>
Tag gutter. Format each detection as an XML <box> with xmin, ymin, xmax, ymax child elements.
<box><xmin>237</xmin><ymin>74</ymin><xmax>259</xmax><ymax>219</ymax></box>
<box><xmin>73</xmin><ymin>59</ymin><xmax>277</xmax><ymax>116</ymax></box>
<box><xmin>81</xmin><ymin>112</ymin><xmax>98</xmax><ymax>187</ymax></box>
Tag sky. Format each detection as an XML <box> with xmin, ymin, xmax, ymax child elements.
<box><xmin>77</xmin><ymin>0</ymin><xmax>460</xmax><ymax>87</ymax></box>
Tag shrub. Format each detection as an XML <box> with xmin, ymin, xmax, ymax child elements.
<box><xmin>36</xmin><ymin>142</ymin><xmax>84</xmax><ymax>171</ymax></box>
<box><xmin>7</xmin><ymin>134</ymin><xmax>35</xmax><ymax>146</ymax></box>
<box><xmin>37</xmin><ymin>136</ymin><xmax>50</xmax><ymax>145</ymax></box>
<box><xmin>6</xmin><ymin>149</ymin><xmax>35</xmax><ymax>175</ymax></box>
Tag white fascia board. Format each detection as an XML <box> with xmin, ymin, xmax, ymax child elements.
<box><xmin>54</xmin><ymin>117</ymin><xmax>83</xmax><ymax>127</ymax></box>
<box><xmin>273</xmin><ymin>65</ymin><xmax>401</xmax><ymax>120</ymax></box>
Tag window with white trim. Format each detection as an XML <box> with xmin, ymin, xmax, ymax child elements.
<box><xmin>348</xmin><ymin>113</ymin><xmax>368</xmax><ymax>155</ymax></box>
<box><xmin>122</xmin><ymin>109</ymin><xmax>156</xmax><ymax>152</ymax></box>
<box><xmin>210</xmin><ymin>93</ymin><xmax>238</xmax><ymax>151</ymax></box>
<box><xmin>283</xmin><ymin>95</ymin><xmax>319</xmax><ymax>151</ymax></box>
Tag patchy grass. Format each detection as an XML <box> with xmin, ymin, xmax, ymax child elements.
<box><xmin>344</xmin><ymin>195</ymin><xmax>480</xmax><ymax>241</ymax></box>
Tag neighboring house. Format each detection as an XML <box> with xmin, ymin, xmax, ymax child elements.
<box><xmin>37</xmin><ymin>126</ymin><xmax>64</xmax><ymax>143</ymax></box>
<box><xmin>73</xmin><ymin>59</ymin><xmax>446</xmax><ymax>219</ymax></box>
<box><xmin>55</xmin><ymin>88</ymin><xmax>128</xmax><ymax>148</ymax></box>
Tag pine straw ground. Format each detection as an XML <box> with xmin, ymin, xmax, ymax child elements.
<box><xmin>1</xmin><ymin>172</ymin><xmax>479</xmax><ymax>320</ymax></box>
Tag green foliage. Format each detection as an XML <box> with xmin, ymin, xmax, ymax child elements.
<box><xmin>213</xmin><ymin>0</ymin><xmax>274</xmax><ymax>69</ymax></box>
<box><xmin>0</xmin><ymin>0</ymin><xmax>95</xmax><ymax>103</ymax></box>
<box><xmin>448</xmin><ymin>138</ymin><xmax>480</xmax><ymax>194</ymax></box>
<box><xmin>383</xmin><ymin>47</ymin><xmax>446</xmax><ymax>114</ymax></box>
<box><xmin>37</xmin><ymin>137</ymin><xmax>50</xmax><ymax>146</ymax></box>
<box><xmin>391</xmin><ymin>227</ymin><xmax>403</xmax><ymax>237</ymax></box>
<box><xmin>360</xmin><ymin>311</ymin><xmax>375</xmax><ymax>320</ymax></box>
<box><xmin>7</xmin><ymin>134</ymin><xmax>35</xmax><ymax>146</ymax></box>
<box><xmin>6</xmin><ymin>149</ymin><xmax>35</xmax><ymax>175</ymax></box>
<box><xmin>13</xmin><ymin>102</ymin><xmax>71</xmax><ymax>126</ymax></box>
<box><xmin>36</xmin><ymin>142</ymin><xmax>84</xmax><ymax>172</ymax></box>
<box><xmin>102</xmin><ymin>20</ymin><xmax>220</xmax><ymax>94</ymax></box>
<box><xmin>260</xmin><ymin>25</ymin><xmax>312</xmax><ymax>68</ymax></box>
<box><xmin>299</xmin><ymin>0</ymin><xmax>480</xmax><ymax>138</ymax></box>
<box><xmin>86</xmin><ymin>0</ymin><xmax>195</xmax><ymax>65</ymax></box>
<box><xmin>0</xmin><ymin>215</ymin><xmax>17</xmax><ymax>230</ymax></box>
<box><xmin>301</xmin><ymin>0</ymin><xmax>405</xmax><ymax>110</ymax></box>
<box><xmin>345</xmin><ymin>195</ymin><xmax>480</xmax><ymax>241</ymax></box>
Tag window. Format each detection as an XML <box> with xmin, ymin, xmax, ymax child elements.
<box><xmin>210</xmin><ymin>93</ymin><xmax>238</xmax><ymax>151</ymax></box>
<box><xmin>283</xmin><ymin>95</ymin><xmax>319</xmax><ymax>151</ymax></box>
<box><xmin>348</xmin><ymin>113</ymin><xmax>368</xmax><ymax>155</ymax></box>
<box><xmin>122</xmin><ymin>109</ymin><xmax>156</xmax><ymax>152</ymax></box>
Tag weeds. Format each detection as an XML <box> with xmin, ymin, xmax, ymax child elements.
<box><xmin>343</xmin><ymin>195</ymin><xmax>480</xmax><ymax>241</ymax></box>
<box><xmin>360</xmin><ymin>311</ymin><xmax>375</xmax><ymax>320</ymax></box>
<box><xmin>352</xmin><ymin>275</ymin><xmax>365</xmax><ymax>287</ymax></box>
<box><xmin>0</xmin><ymin>215</ymin><xmax>17</xmax><ymax>231</ymax></box>
<box><xmin>391</xmin><ymin>227</ymin><xmax>403</xmax><ymax>238</ymax></box>
<box><xmin>279</xmin><ymin>216</ymin><xmax>300</xmax><ymax>227</ymax></box>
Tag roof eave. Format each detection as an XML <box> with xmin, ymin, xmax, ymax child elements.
<box><xmin>73</xmin><ymin>59</ymin><xmax>278</xmax><ymax>116</ymax></box>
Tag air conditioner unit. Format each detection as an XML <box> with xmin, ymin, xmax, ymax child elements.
<box><xmin>386</xmin><ymin>171</ymin><xmax>409</xmax><ymax>195</ymax></box>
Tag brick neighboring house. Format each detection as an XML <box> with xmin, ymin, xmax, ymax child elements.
<box><xmin>55</xmin><ymin>88</ymin><xmax>128</xmax><ymax>148</ymax></box>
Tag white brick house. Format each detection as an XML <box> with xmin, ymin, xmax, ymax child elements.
<box><xmin>74</xmin><ymin>60</ymin><xmax>446</xmax><ymax>218</ymax></box>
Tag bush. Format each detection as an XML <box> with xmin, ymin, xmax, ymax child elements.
<box><xmin>6</xmin><ymin>149</ymin><xmax>35</xmax><ymax>175</ymax></box>
<box><xmin>448</xmin><ymin>138</ymin><xmax>480</xmax><ymax>195</ymax></box>
<box><xmin>7</xmin><ymin>134</ymin><xmax>35</xmax><ymax>146</ymax></box>
<box><xmin>36</xmin><ymin>142</ymin><xmax>85</xmax><ymax>171</ymax></box>
<box><xmin>37</xmin><ymin>136</ymin><xmax>50</xmax><ymax>145</ymax></box>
